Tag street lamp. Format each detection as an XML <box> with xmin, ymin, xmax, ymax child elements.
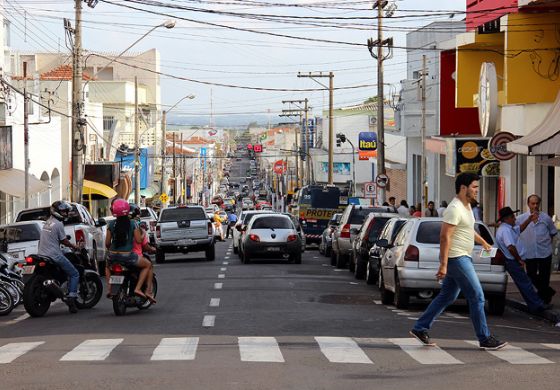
<box><xmin>336</xmin><ymin>133</ymin><xmax>356</xmax><ymax>196</ymax></box>
<box><xmin>161</xmin><ymin>94</ymin><xmax>196</xmax><ymax>204</ymax></box>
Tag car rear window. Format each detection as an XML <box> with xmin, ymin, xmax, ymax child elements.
<box><xmin>368</xmin><ymin>218</ymin><xmax>390</xmax><ymax>242</ymax></box>
<box><xmin>140</xmin><ymin>209</ymin><xmax>152</xmax><ymax>218</ymax></box>
<box><xmin>0</xmin><ymin>224</ymin><xmax>42</xmax><ymax>243</ymax></box>
<box><xmin>17</xmin><ymin>207</ymin><xmax>82</xmax><ymax>225</ymax></box>
<box><xmin>416</xmin><ymin>221</ymin><xmax>442</xmax><ymax>244</ymax></box>
<box><xmin>252</xmin><ymin>216</ymin><xmax>293</xmax><ymax>229</ymax></box>
<box><xmin>349</xmin><ymin>208</ymin><xmax>376</xmax><ymax>225</ymax></box>
<box><xmin>160</xmin><ymin>208</ymin><xmax>206</xmax><ymax>222</ymax></box>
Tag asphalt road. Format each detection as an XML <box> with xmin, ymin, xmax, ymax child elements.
<box><xmin>2</xmin><ymin>240</ymin><xmax>560</xmax><ymax>390</ymax></box>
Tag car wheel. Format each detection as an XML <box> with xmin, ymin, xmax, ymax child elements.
<box><xmin>487</xmin><ymin>295</ymin><xmax>506</xmax><ymax>316</ymax></box>
<box><xmin>233</xmin><ymin>245</ymin><xmax>239</xmax><ymax>254</ymax></box>
<box><xmin>155</xmin><ymin>248</ymin><xmax>165</xmax><ymax>264</ymax></box>
<box><xmin>348</xmin><ymin>253</ymin><xmax>355</xmax><ymax>273</ymax></box>
<box><xmin>365</xmin><ymin>261</ymin><xmax>377</xmax><ymax>285</ymax></box>
<box><xmin>394</xmin><ymin>273</ymin><xmax>409</xmax><ymax>309</ymax></box>
<box><xmin>379</xmin><ymin>269</ymin><xmax>394</xmax><ymax>305</ymax></box>
<box><xmin>319</xmin><ymin>240</ymin><xmax>324</xmax><ymax>255</ymax></box>
<box><xmin>354</xmin><ymin>255</ymin><xmax>366</xmax><ymax>280</ymax></box>
<box><xmin>205</xmin><ymin>245</ymin><xmax>216</xmax><ymax>261</ymax></box>
<box><xmin>244</xmin><ymin>252</ymin><xmax>251</xmax><ymax>264</ymax></box>
<box><xmin>335</xmin><ymin>251</ymin><xmax>346</xmax><ymax>269</ymax></box>
<box><xmin>292</xmin><ymin>252</ymin><xmax>302</xmax><ymax>264</ymax></box>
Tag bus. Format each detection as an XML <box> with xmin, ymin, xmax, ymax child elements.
<box><xmin>291</xmin><ymin>185</ymin><xmax>346</xmax><ymax>244</ymax></box>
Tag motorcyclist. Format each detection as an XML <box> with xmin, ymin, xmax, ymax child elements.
<box><xmin>37</xmin><ymin>201</ymin><xmax>81</xmax><ymax>314</ymax></box>
<box><xmin>129</xmin><ymin>204</ymin><xmax>156</xmax><ymax>303</ymax></box>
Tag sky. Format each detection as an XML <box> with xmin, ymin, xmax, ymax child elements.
<box><xmin>4</xmin><ymin>0</ymin><xmax>467</xmax><ymax>126</ymax></box>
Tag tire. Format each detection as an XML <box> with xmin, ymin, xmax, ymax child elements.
<box><xmin>488</xmin><ymin>295</ymin><xmax>506</xmax><ymax>316</ymax></box>
<box><xmin>244</xmin><ymin>252</ymin><xmax>251</xmax><ymax>264</ymax></box>
<box><xmin>379</xmin><ymin>269</ymin><xmax>394</xmax><ymax>305</ymax></box>
<box><xmin>0</xmin><ymin>285</ymin><xmax>14</xmax><ymax>316</ymax></box>
<box><xmin>348</xmin><ymin>254</ymin><xmax>355</xmax><ymax>273</ymax></box>
<box><xmin>336</xmin><ymin>251</ymin><xmax>346</xmax><ymax>269</ymax></box>
<box><xmin>325</xmin><ymin>245</ymin><xmax>331</xmax><ymax>258</ymax></box>
<box><xmin>139</xmin><ymin>275</ymin><xmax>158</xmax><ymax>310</ymax></box>
<box><xmin>205</xmin><ymin>245</ymin><xmax>216</xmax><ymax>261</ymax></box>
<box><xmin>112</xmin><ymin>285</ymin><xmax>128</xmax><ymax>316</ymax></box>
<box><xmin>365</xmin><ymin>261</ymin><xmax>377</xmax><ymax>285</ymax></box>
<box><xmin>155</xmin><ymin>248</ymin><xmax>166</xmax><ymax>264</ymax></box>
<box><xmin>330</xmin><ymin>248</ymin><xmax>336</xmax><ymax>266</ymax></box>
<box><xmin>354</xmin><ymin>256</ymin><xmax>366</xmax><ymax>280</ymax></box>
<box><xmin>319</xmin><ymin>240</ymin><xmax>324</xmax><ymax>255</ymax></box>
<box><xmin>75</xmin><ymin>273</ymin><xmax>102</xmax><ymax>310</ymax></box>
<box><xmin>1</xmin><ymin>282</ymin><xmax>20</xmax><ymax>306</ymax></box>
<box><xmin>394</xmin><ymin>273</ymin><xmax>410</xmax><ymax>309</ymax></box>
<box><xmin>233</xmin><ymin>245</ymin><xmax>239</xmax><ymax>254</ymax></box>
<box><xmin>292</xmin><ymin>253</ymin><xmax>302</xmax><ymax>264</ymax></box>
<box><xmin>23</xmin><ymin>274</ymin><xmax>51</xmax><ymax>317</ymax></box>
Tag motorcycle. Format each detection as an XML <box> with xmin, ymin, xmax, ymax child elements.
<box><xmin>22</xmin><ymin>249</ymin><xmax>103</xmax><ymax>317</ymax></box>
<box><xmin>0</xmin><ymin>253</ymin><xmax>24</xmax><ymax>308</ymax></box>
<box><xmin>108</xmin><ymin>253</ymin><xmax>158</xmax><ymax>316</ymax></box>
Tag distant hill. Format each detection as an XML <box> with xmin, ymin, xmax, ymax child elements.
<box><xmin>169</xmin><ymin>113</ymin><xmax>277</xmax><ymax>128</ymax></box>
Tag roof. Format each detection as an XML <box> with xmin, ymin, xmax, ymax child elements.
<box><xmin>12</xmin><ymin>64</ymin><xmax>93</xmax><ymax>81</ymax></box>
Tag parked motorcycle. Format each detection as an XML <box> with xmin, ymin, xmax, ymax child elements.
<box><xmin>0</xmin><ymin>253</ymin><xmax>24</xmax><ymax>315</ymax></box>
<box><xmin>22</xmin><ymin>249</ymin><xmax>103</xmax><ymax>317</ymax></box>
<box><xmin>108</xmin><ymin>254</ymin><xmax>157</xmax><ymax>316</ymax></box>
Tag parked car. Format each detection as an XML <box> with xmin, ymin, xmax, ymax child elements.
<box><xmin>140</xmin><ymin>207</ymin><xmax>158</xmax><ymax>245</ymax></box>
<box><xmin>282</xmin><ymin>213</ymin><xmax>306</xmax><ymax>253</ymax></box>
<box><xmin>240</xmin><ymin>214</ymin><xmax>301</xmax><ymax>264</ymax></box>
<box><xmin>155</xmin><ymin>206</ymin><xmax>215</xmax><ymax>263</ymax></box>
<box><xmin>15</xmin><ymin>203</ymin><xmax>106</xmax><ymax>272</ymax></box>
<box><xmin>377</xmin><ymin>218</ymin><xmax>507</xmax><ymax>314</ymax></box>
<box><xmin>366</xmin><ymin>217</ymin><xmax>408</xmax><ymax>285</ymax></box>
<box><xmin>319</xmin><ymin>213</ymin><xmax>341</xmax><ymax>257</ymax></box>
<box><xmin>350</xmin><ymin>212</ymin><xmax>396</xmax><ymax>279</ymax></box>
<box><xmin>0</xmin><ymin>221</ymin><xmax>45</xmax><ymax>260</ymax></box>
<box><xmin>233</xmin><ymin>210</ymin><xmax>275</xmax><ymax>255</ymax></box>
<box><xmin>331</xmin><ymin>205</ymin><xmax>396</xmax><ymax>269</ymax></box>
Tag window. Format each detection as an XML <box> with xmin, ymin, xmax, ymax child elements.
<box><xmin>367</xmin><ymin>217</ymin><xmax>390</xmax><ymax>243</ymax></box>
<box><xmin>103</xmin><ymin>116</ymin><xmax>117</xmax><ymax>132</ymax></box>
<box><xmin>390</xmin><ymin>220</ymin><xmax>407</xmax><ymax>243</ymax></box>
<box><xmin>160</xmin><ymin>208</ymin><xmax>206</xmax><ymax>222</ymax></box>
<box><xmin>0</xmin><ymin>224</ymin><xmax>41</xmax><ymax>243</ymax></box>
<box><xmin>412</xmin><ymin>70</ymin><xmax>420</xmax><ymax>79</ymax></box>
<box><xmin>0</xmin><ymin>126</ymin><xmax>13</xmax><ymax>170</ymax></box>
<box><xmin>416</xmin><ymin>221</ymin><xmax>442</xmax><ymax>244</ymax></box>
<box><xmin>349</xmin><ymin>208</ymin><xmax>375</xmax><ymax>225</ymax></box>
<box><xmin>475</xmin><ymin>223</ymin><xmax>494</xmax><ymax>245</ymax></box>
<box><xmin>394</xmin><ymin>222</ymin><xmax>412</xmax><ymax>246</ymax></box>
<box><xmin>252</xmin><ymin>216</ymin><xmax>293</xmax><ymax>229</ymax></box>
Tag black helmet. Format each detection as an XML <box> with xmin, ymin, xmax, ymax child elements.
<box><xmin>50</xmin><ymin>200</ymin><xmax>72</xmax><ymax>221</ymax></box>
<box><xmin>128</xmin><ymin>203</ymin><xmax>141</xmax><ymax>219</ymax></box>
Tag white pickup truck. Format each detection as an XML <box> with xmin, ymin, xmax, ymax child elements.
<box><xmin>155</xmin><ymin>205</ymin><xmax>215</xmax><ymax>264</ymax></box>
<box><xmin>15</xmin><ymin>203</ymin><xmax>107</xmax><ymax>272</ymax></box>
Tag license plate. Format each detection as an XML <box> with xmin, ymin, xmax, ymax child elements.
<box><xmin>109</xmin><ymin>275</ymin><xmax>125</xmax><ymax>284</ymax></box>
<box><xmin>266</xmin><ymin>247</ymin><xmax>280</xmax><ymax>252</ymax></box>
<box><xmin>22</xmin><ymin>265</ymin><xmax>35</xmax><ymax>274</ymax></box>
<box><xmin>178</xmin><ymin>239</ymin><xmax>194</xmax><ymax>245</ymax></box>
<box><xmin>9</xmin><ymin>251</ymin><xmax>24</xmax><ymax>259</ymax></box>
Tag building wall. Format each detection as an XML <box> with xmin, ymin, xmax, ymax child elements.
<box><xmin>385</xmin><ymin>167</ymin><xmax>407</xmax><ymax>203</ymax></box>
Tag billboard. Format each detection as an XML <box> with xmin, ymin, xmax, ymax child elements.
<box><xmin>115</xmin><ymin>148</ymin><xmax>149</xmax><ymax>189</ymax></box>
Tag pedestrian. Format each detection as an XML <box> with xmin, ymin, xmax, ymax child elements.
<box><xmin>410</xmin><ymin>173</ymin><xmax>507</xmax><ymax>350</ymax></box>
<box><xmin>517</xmin><ymin>194</ymin><xmax>558</xmax><ymax>303</ymax></box>
<box><xmin>437</xmin><ymin>200</ymin><xmax>448</xmax><ymax>217</ymax></box>
<box><xmin>425</xmin><ymin>201</ymin><xmax>438</xmax><ymax>217</ymax></box>
<box><xmin>412</xmin><ymin>203</ymin><xmax>422</xmax><ymax>218</ymax></box>
<box><xmin>226</xmin><ymin>211</ymin><xmax>238</xmax><ymax>239</ymax></box>
<box><xmin>495</xmin><ymin>206</ymin><xmax>551</xmax><ymax>313</ymax></box>
<box><xmin>409</xmin><ymin>205</ymin><xmax>416</xmax><ymax>216</ymax></box>
<box><xmin>397</xmin><ymin>200</ymin><xmax>409</xmax><ymax>217</ymax></box>
<box><xmin>388</xmin><ymin>196</ymin><xmax>396</xmax><ymax>208</ymax></box>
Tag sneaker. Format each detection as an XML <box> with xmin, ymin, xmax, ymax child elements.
<box><xmin>479</xmin><ymin>335</ymin><xmax>507</xmax><ymax>350</ymax></box>
<box><xmin>409</xmin><ymin>329</ymin><xmax>436</xmax><ymax>346</ymax></box>
<box><xmin>66</xmin><ymin>297</ymin><xmax>78</xmax><ymax>314</ymax></box>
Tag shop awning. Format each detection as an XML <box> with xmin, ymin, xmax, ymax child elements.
<box><xmin>82</xmin><ymin>179</ymin><xmax>117</xmax><ymax>199</ymax></box>
<box><xmin>508</xmin><ymin>92</ymin><xmax>560</xmax><ymax>155</ymax></box>
<box><xmin>141</xmin><ymin>185</ymin><xmax>159</xmax><ymax>199</ymax></box>
<box><xmin>0</xmin><ymin>169</ymin><xmax>49</xmax><ymax>197</ymax></box>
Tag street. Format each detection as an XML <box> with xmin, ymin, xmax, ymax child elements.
<box><xmin>2</xmin><ymin>241</ymin><xmax>560</xmax><ymax>390</ymax></box>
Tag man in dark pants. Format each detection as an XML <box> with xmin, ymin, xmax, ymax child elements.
<box><xmin>517</xmin><ymin>195</ymin><xmax>557</xmax><ymax>304</ymax></box>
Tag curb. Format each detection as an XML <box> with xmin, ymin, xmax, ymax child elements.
<box><xmin>505</xmin><ymin>297</ymin><xmax>560</xmax><ymax>324</ymax></box>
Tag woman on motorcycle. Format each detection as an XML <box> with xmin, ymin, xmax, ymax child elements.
<box><xmin>105</xmin><ymin>199</ymin><xmax>155</xmax><ymax>303</ymax></box>
<box><xmin>129</xmin><ymin>204</ymin><xmax>156</xmax><ymax>303</ymax></box>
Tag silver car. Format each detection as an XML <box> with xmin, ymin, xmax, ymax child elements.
<box><xmin>377</xmin><ymin>218</ymin><xmax>507</xmax><ymax>314</ymax></box>
<box><xmin>240</xmin><ymin>214</ymin><xmax>302</xmax><ymax>264</ymax></box>
<box><xmin>233</xmin><ymin>210</ymin><xmax>275</xmax><ymax>255</ymax></box>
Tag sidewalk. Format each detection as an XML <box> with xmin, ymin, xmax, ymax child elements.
<box><xmin>505</xmin><ymin>271</ymin><xmax>560</xmax><ymax>325</ymax></box>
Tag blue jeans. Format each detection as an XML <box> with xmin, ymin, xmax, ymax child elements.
<box><xmin>505</xmin><ymin>258</ymin><xmax>545</xmax><ymax>312</ymax></box>
<box><xmin>413</xmin><ymin>255</ymin><xmax>491</xmax><ymax>342</ymax></box>
<box><xmin>51</xmin><ymin>253</ymin><xmax>79</xmax><ymax>298</ymax></box>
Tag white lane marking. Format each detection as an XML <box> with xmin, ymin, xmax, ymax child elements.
<box><xmin>464</xmin><ymin>341</ymin><xmax>553</xmax><ymax>364</ymax></box>
<box><xmin>333</xmin><ymin>269</ymin><xmax>345</xmax><ymax>272</ymax></box>
<box><xmin>202</xmin><ymin>315</ymin><xmax>216</xmax><ymax>327</ymax></box>
<box><xmin>60</xmin><ymin>339</ymin><xmax>123</xmax><ymax>361</ymax></box>
<box><xmin>238</xmin><ymin>337</ymin><xmax>284</xmax><ymax>362</ymax></box>
<box><xmin>225</xmin><ymin>257</ymin><xmax>231</xmax><ymax>260</ymax></box>
<box><xmin>0</xmin><ymin>342</ymin><xmax>44</xmax><ymax>364</ymax></box>
<box><xmin>218</xmin><ymin>274</ymin><xmax>225</xmax><ymax>279</ymax></box>
<box><xmin>151</xmin><ymin>337</ymin><xmax>199</xmax><ymax>361</ymax></box>
<box><xmin>315</xmin><ymin>337</ymin><xmax>373</xmax><ymax>364</ymax></box>
<box><xmin>389</xmin><ymin>338</ymin><xmax>463</xmax><ymax>365</ymax></box>
<box><xmin>373</xmin><ymin>300</ymin><xmax>382</xmax><ymax>305</ymax></box>
<box><xmin>313</xmin><ymin>256</ymin><xmax>319</xmax><ymax>259</ymax></box>
<box><xmin>209</xmin><ymin>298</ymin><xmax>221</xmax><ymax>307</ymax></box>
<box><xmin>223</xmin><ymin>262</ymin><xmax>229</xmax><ymax>265</ymax></box>
<box><xmin>220</xmin><ymin>267</ymin><xmax>227</xmax><ymax>271</ymax></box>
<box><xmin>214</xmin><ymin>283</ymin><xmax>223</xmax><ymax>289</ymax></box>
<box><xmin>543</xmin><ymin>343</ymin><xmax>560</xmax><ymax>350</ymax></box>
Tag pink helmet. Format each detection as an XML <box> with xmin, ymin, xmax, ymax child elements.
<box><xmin>111</xmin><ymin>198</ymin><xmax>130</xmax><ymax>217</ymax></box>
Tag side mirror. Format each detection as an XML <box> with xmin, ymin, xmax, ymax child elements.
<box><xmin>376</xmin><ymin>239</ymin><xmax>391</xmax><ymax>248</ymax></box>
<box><xmin>350</xmin><ymin>228</ymin><xmax>360</xmax><ymax>235</ymax></box>
<box><xmin>96</xmin><ymin>218</ymin><xmax>107</xmax><ymax>227</ymax></box>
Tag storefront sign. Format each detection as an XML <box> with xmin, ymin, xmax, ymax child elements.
<box><xmin>358</xmin><ymin>150</ymin><xmax>377</xmax><ymax>160</ymax></box>
<box><xmin>358</xmin><ymin>132</ymin><xmax>377</xmax><ymax>151</ymax></box>
<box><xmin>453</xmin><ymin>139</ymin><xmax>500</xmax><ymax>177</ymax></box>
<box><xmin>478</xmin><ymin>62</ymin><xmax>499</xmax><ymax>137</ymax></box>
<box><xmin>489</xmin><ymin>131</ymin><xmax>516</xmax><ymax>161</ymax></box>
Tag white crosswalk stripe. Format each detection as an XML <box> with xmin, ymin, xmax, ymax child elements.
<box><xmin>389</xmin><ymin>338</ymin><xmax>463</xmax><ymax>365</ymax></box>
<box><xmin>151</xmin><ymin>337</ymin><xmax>199</xmax><ymax>361</ymax></box>
<box><xmin>315</xmin><ymin>337</ymin><xmax>373</xmax><ymax>364</ymax></box>
<box><xmin>238</xmin><ymin>337</ymin><xmax>284</xmax><ymax>362</ymax></box>
<box><xmin>0</xmin><ymin>342</ymin><xmax>44</xmax><ymax>364</ymax></box>
<box><xmin>465</xmin><ymin>341</ymin><xmax>554</xmax><ymax>364</ymax></box>
<box><xmin>60</xmin><ymin>339</ymin><xmax>123</xmax><ymax>361</ymax></box>
<box><xmin>543</xmin><ymin>343</ymin><xmax>560</xmax><ymax>350</ymax></box>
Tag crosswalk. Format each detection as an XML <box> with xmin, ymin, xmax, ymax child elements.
<box><xmin>1</xmin><ymin>336</ymin><xmax>560</xmax><ymax>366</ymax></box>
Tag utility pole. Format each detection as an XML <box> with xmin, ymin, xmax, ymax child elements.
<box><xmin>304</xmin><ymin>98</ymin><xmax>310</xmax><ymax>185</ymax></box>
<box><xmin>172</xmin><ymin>132</ymin><xmax>176</xmax><ymax>205</ymax></box>
<box><xmin>71</xmin><ymin>0</ymin><xmax>85</xmax><ymax>203</ymax></box>
<box><xmin>134</xmin><ymin>76</ymin><xmax>140</xmax><ymax>205</ymax></box>
<box><xmin>23</xmin><ymin>63</ymin><xmax>29</xmax><ymax>208</ymax></box>
<box><xmin>160</xmin><ymin>110</ymin><xmax>167</xmax><ymax>200</ymax></box>
<box><xmin>421</xmin><ymin>55</ymin><xmax>427</xmax><ymax>208</ymax></box>
<box><xmin>281</xmin><ymin>100</ymin><xmax>310</xmax><ymax>187</ymax></box>
<box><xmin>180</xmin><ymin>132</ymin><xmax>184</xmax><ymax>204</ymax></box>
<box><xmin>368</xmin><ymin>0</ymin><xmax>395</xmax><ymax>204</ymax></box>
<box><xmin>298</xmin><ymin>72</ymin><xmax>334</xmax><ymax>185</ymax></box>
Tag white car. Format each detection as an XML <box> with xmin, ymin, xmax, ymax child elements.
<box><xmin>233</xmin><ymin>210</ymin><xmax>275</xmax><ymax>255</ymax></box>
<box><xmin>0</xmin><ymin>221</ymin><xmax>45</xmax><ymax>261</ymax></box>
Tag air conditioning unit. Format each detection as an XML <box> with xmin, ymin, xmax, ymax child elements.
<box><xmin>368</xmin><ymin>116</ymin><xmax>377</xmax><ymax>126</ymax></box>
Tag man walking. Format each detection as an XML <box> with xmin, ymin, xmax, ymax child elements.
<box><xmin>517</xmin><ymin>195</ymin><xmax>557</xmax><ymax>303</ymax></box>
<box><xmin>495</xmin><ymin>207</ymin><xmax>551</xmax><ymax>313</ymax></box>
<box><xmin>410</xmin><ymin>173</ymin><xmax>507</xmax><ymax>350</ymax></box>
<box><xmin>226</xmin><ymin>211</ymin><xmax>238</xmax><ymax>239</ymax></box>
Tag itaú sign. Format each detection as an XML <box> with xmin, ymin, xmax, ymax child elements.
<box><xmin>358</xmin><ymin>132</ymin><xmax>377</xmax><ymax>151</ymax></box>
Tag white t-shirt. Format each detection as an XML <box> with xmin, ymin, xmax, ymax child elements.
<box><xmin>443</xmin><ymin>197</ymin><xmax>475</xmax><ymax>258</ymax></box>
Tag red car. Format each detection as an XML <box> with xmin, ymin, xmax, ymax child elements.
<box><xmin>255</xmin><ymin>201</ymin><xmax>271</xmax><ymax>210</ymax></box>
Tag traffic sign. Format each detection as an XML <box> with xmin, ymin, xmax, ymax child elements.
<box><xmin>159</xmin><ymin>193</ymin><xmax>169</xmax><ymax>203</ymax></box>
<box><xmin>273</xmin><ymin>160</ymin><xmax>287</xmax><ymax>175</ymax></box>
<box><xmin>254</xmin><ymin>144</ymin><xmax>263</xmax><ymax>153</ymax></box>
<box><xmin>376</xmin><ymin>174</ymin><xmax>389</xmax><ymax>188</ymax></box>
<box><xmin>364</xmin><ymin>182</ymin><xmax>376</xmax><ymax>198</ymax></box>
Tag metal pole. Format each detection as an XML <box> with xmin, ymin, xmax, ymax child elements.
<box><xmin>328</xmin><ymin>72</ymin><xmax>334</xmax><ymax>185</ymax></box>
<box><xmin>180</xmin><ymin>132</ymin><xmax>184</xmax><ymax>204</ymax></box>
<box><xmin>173</xmin><ymin>132</ymin><xmax>176</xmax><ymax>205</ymax></box>
<box><xmin>347</xmin><ymin>140</ymin><xmax>357</xmax><ymax>196</ymax></box>
<box><xmin>134</xmin><ymin>76</ymin><xmax>140</xmax><ymax>205</ymax></box>
<box><xmin>71</xmin><ymin>0</ymin><xmax>84</xmax><ymax>202</ymax></box>
<box><xmin>161</xmin><ymin>110</ymin><xmax>166</xmax><ymax>200</ymax></box>
<box><xmin>23</xmin><ymin>63</ymin><xmax>29</xmax><ymax>207</ymax></box>
<box><xmin>421</xmin><ymin>54</ymin><xmax>427</xmax><ymax>208</ymax></box>
<box><xmin>294</xmin><ymin>124</ymin><xmax>299</xmax><ymax>189</ymax></box>
<box><xmin>376</xmin><ymin>4</ymin><xmax>386</xmax><ymax>204</ymax></box>
<box><xmin>304</xmin><ymin>98</ymin><xmax>310</xmax><ymax>185</ymax></box>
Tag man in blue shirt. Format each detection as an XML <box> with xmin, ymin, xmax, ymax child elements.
<box><xmin>516</xmin><ymin>194</ymin><xmax>557</xmax><ymax>304</ymax></box>
<box><xmin>226</xmin><ymin>212</ymin><xmax>238</xmax><ymax>239</ymax></box>
<box><xmin>496</xmin><ymin>207</ymin><xmax>551</xmax><ymax>313</ymax></box>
